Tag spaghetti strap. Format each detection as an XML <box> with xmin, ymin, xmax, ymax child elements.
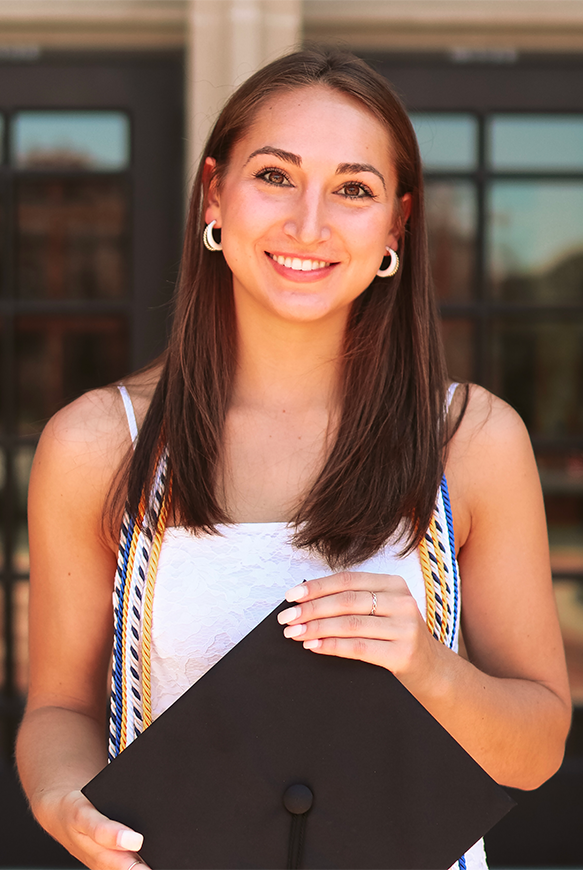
<box><xmin>117</xmin><ymin>384</ymin><xmax>139</xmax><ymax>446</ymax></box>
<box><xmin>445</xmin><ymin>381</ymin><xmax>459</xmax><ymax>413</ymax></box>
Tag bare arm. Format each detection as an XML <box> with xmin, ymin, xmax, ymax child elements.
<box><xmin>279</xmin><ymin>387</ymin><xmax>572</xmax><ymax>789</ymax></box>
<box><xmin>16</xmin><ymin>389</ymin><xmax>148</xmax><ymax>869</ymax></box>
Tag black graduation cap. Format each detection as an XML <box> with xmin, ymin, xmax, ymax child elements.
<box><xmin>83</xmin><ymin>600</ymin><xmax>515</xmax><ymax>869</ymax></box>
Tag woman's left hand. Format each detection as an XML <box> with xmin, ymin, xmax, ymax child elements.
<box><xmin>278</xmin><ymin>572</ymin><xmax>443</xmax><ymax>694</ymax></box>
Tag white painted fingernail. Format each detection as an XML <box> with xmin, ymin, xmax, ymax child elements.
<box><xmin>284</xmin><ymin>623</ymin><xmax>307</xmax><ymax>638</ymax></box>
<box><xmin>118</xmin><ymin>830</ymin><xmax>144</xmax><ymax>851</ymax></box>
<box><xmin>286</xmin><ymin>584</ymin><xmax>308</xmax><ymax>602</ymax></box>
<box><xmin>277</xmin><ymin>606</ymin><xmax>300</xmax><ymax>624</ymax></box>
<box><xmin>303</xmin><ymin>638</ymin><xmax>322</xmax><ymax>650</ymax></box>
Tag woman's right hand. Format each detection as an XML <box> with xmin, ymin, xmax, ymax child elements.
<box><xmin>35</xmin><ymin>788</ymin><xmax>149</xmax><ymax>870</ymax></box>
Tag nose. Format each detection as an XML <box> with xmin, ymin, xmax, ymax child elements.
<box><xmin>283</xmin><ymin>187</ymin><xmax>331</xmax><ymax>245</ymax></box>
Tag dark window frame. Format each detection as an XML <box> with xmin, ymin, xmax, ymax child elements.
<box><xmin>0</xmin><ymin>51</ymin><xmax>184</xmax><ymax>759</ymax></box>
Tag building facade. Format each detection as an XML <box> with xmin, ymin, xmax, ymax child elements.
<box><xmin>1</xmin><ymin>1</ymin><xmax>582</xmax><ymax>865</ymax></box>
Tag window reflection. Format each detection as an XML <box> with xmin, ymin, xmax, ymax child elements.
<box><xmin>13</xmin><ymin>447</ymin><xmax>34</xmax><ymax>575</ymax></box>
<box><xmin>0</xmin><ymin>580</ymin><xmax>28</xmax><ymax>695</ymax></box>
<box><xmin>16</xmin><ymin>177</ymin><xmax>131</xmax><ymax>300</ymax></box>
<box><xmin>12</xmin><ymin>111</ymin><xmax>130</xmax><ymax>171</ymax></box>
<box><xmin>426</xmin><ymin>181</ymin><xmax>477</xmax><ymax>301</ymax></box>
<box><xmin>409</xmin><ymin>113</ymin><xmax>478</xmax><ymax>171</ymax></box>
<box><xmin>0</xmin><ymin>449</ymin><xmax>5</xmax><ymax>572</ymax></box>
<box><xmin>16</xmin><ymin>315</ymin><xmax>129</xmax><ymax>434</ymax></box>
<box><xmin>13</xmin><ymin>579</ymin><xmax>29</xmax><ymax>696</ymax></box>
<box><xmin>0</xmin><ymin>584</ymin><xmax>4</xmax><ymax>690</ymax></box>
<box><xmin>441</xmin><ymin>318</ymin><xmax>474</xmax><ymax>382</ymax></box>
<box><xmin>0</xmin><ymin>191</ymin><xmax>5</xmax><ymax>298</ymax></box>
<box><xmin>491</xmin><ymin>319</ymin><xmax>583</xmax><ymax>438</ymax></box>
<box><xmin>537</xmin><ymin>451</ymin><xmax>583</xmax><ymax>576</ymax></box>
<box><xmin>554</xmin><ymin>579</ymin><xmax>583</xmax><ymax>705</ymax></box>
<box><xmin>488</xmin><ymin>181</ymin><xmax>583</xmax><ymax>304</ymax></box>
<box><xmin>490</xmin><ymin>115</ymin><xmax>583</xmax><ymax>171</ymax></box>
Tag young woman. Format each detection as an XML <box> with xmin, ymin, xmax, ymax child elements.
<box><xmin>17</xmin><ymin>48</ymin><xmax>571</xmax><ymax>870</ymax></box>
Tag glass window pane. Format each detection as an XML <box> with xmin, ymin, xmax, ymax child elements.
<box><xmin>441</xmin><ymin>318</ymin><xmax>475</xmax><ymax>382</ymax></box>
<box><xmin>0</xmin><ymin>449</ymin><xmax>5</xmax><ymax>572</ymax></box>
<box><xmin>490</xmin><ymin>115</ymin><xmax>583</xmax><ymax>171</ymax></box>
<box><xmin>488</xmin><ymin>181</ymin><xmax>583</xmax><ymax>304</ymax></box>
<box><xmin>0</xmin><ymin>191</ymin><xmax>5</xmax><ymax>298</ymax></box>
<box><xmin>12</xmin><ymin>111</ymin><xmax>130</xmax><ymax>171</ymax></box>
<box><xmin>0</xmin><ymin>580</ymin><xmax>29</xmax><ymax>695</ymax></box>
<box><xmin>16</xmin><ymin>177</ymin><xmax>131</xmax><ymax>299</ymax></box>
<box><xmin>554</xmin><ymin>579</ymin><xmax>583</xmax><ymax>705</ymax></box>
<box><xmin>409</xmin><ymin>113</ymin><xmax>478</xmax><ymax>171</ymax></box>
<box><xmin>16</xmin><ymin>315</ymin><xmax>130</xmax><ymax>435</ymax></box>
<box><xmin>0</xmin><ymin>584</ymin><xmax>5</xmax><ymax>690</ymax></box>
<box><xmin>14</xmin><ymin>447</ymin><xmax>34</xmax><ymax>575</ymax></box>
<box><xmin>0</xmin><ymin>580</ymin><xmax>29</xmax><ymax>696</ymax></box>
<box><xmin>491</xmin><ymin>318</ymin><xmax>583</xmax><ymax>438</ymax></box>
<box><xmin>537</xmin><ymin>451</ymin><xmax>583</xmax><ymax>576</ymax></box>
<box><xmin>426</xmin><ymin>181</ymin><xmax>477</xmax><ymax>301</ymax></box>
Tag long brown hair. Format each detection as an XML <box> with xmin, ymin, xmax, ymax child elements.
<box><xmin>123</xmin><ymin>47</ymin><xmax>452</xmax><ymax>568</ymax></box>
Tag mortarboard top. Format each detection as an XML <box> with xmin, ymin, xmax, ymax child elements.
<box><xmin>83</xmin><ymin>599</ymin><xmax>515</xmax><ymax>869</ymax></box>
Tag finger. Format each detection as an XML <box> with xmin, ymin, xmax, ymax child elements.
<box><xmin>278</xmin><ymin>589</ymin><xmax>376</xmax><ymax>627</ymax></box>
<box><xmin>285</xmin><ymin>571</ymin><xmax>405</xmax><ymax>604</ymax></box>
<box><xmin>87</xmin><ymin>843</ymin><xmax>150</xmax><ymax>870</ymax></box>
<box><xmin>302</xmin><ymin>635</ymin><xmax>392</xmax><ymax>669</ymax></box>
<box><xmin>284</xmin><ymin>613</ymin><xmax>399</xmax><ymax>644</ymax></box>
<box><xmin>69</xmin><ymin>791</ymin><xmax>144</xmax><ymax>852</ymax></box>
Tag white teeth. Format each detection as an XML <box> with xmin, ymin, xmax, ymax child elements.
<box><xmin>271</xmin><ymin>254</ymin><xmax>329</xmax><ymax>271</ymax></box>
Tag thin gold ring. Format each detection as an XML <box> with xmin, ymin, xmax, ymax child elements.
<box><xmin>369</xmin><ymin>591</ymin><xmax>378</xmax><ymax>616</ymax></box>
<box><xmin>128</xmin><ymin>861</ymin><xmax>141</xmax><ymax>870</ymax></box>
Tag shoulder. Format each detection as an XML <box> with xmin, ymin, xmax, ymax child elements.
<box><xmin>30</xmin><ymin>368</ymin><xmax>161</xmax><ymax>548</ymax></box>
<box><xmin>30</xmin><ymin>388</ymin><xmax>131</xmax><ymax>545</ymax></box>
<box><xmin>35</xmin><ymin>363</ymin><xmax>162</xmax><ymax>476</ymax></box>
<box><xmin>35</xmin><ymin>386</ymin><xmax>130</xmax><ymax>477</ymax></box>
<box><xmin>449</xmin><ymin>383</ymin><xmax>533</xmax><ymax>470</ymax></box>
<box><xmin>445</xmin><ymin>384</ymin><xmax>539</xmax><ymax>547</ymax></box>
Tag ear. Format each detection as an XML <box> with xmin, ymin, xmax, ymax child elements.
<box><xmin>203</xmin><ymin>157</ymin><xmax>221</xmax><ymax>226</ymax></box>
<box><xmin>387</xmin><ymin>192</ymin><xmax>412</xmax><ymax>251</ymax></box>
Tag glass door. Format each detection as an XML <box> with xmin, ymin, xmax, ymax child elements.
<box><xmin>370</xmin><ymin>51</ymin><xmax>583</xmax><ymax>866</ymax></box>
<box><xmin>0</xmin><ymin>50</ymin><xmax>183</xmax><ymax>774</ymax></box>
<box><xmin>410</xmin><ymin>110</ymin><xmax>583</xmax><ymax>708</ymax></box>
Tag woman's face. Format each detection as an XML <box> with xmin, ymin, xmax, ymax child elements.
<box><xmin>205</xmin><ymin>85</ymin><xmax>411</xmax><ymax>326</ymax></box>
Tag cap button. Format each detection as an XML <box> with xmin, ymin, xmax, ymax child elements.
<box><xmin>283</xmin><ymin>783</ymin><xmax>313</xmax><ymax>815</ymax></box>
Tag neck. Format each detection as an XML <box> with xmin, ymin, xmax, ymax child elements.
<box><xmin>232</xmin><ymin>298</ymin><xmax>347</xmax><ymax>414</ymax></box>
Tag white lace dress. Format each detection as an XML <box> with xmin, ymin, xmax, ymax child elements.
<box><xmin>117</xmin><ymin>384</ymin><xmax>488</xmax><ymax>870</ymax></box>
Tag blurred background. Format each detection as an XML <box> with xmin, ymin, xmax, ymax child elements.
<box><xmin>0</xmin><ymin>1</ymin><xmax>582</xmax><ymax>866</ymax></box>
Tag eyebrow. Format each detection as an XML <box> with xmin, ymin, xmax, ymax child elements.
<box><xmin>245</xmin><ymin>146</ymin><xmax>302</xmax><ymax>167</ymax></box>
<box><xmin>245</xmin><ymin>148</ymin><xmax>386</xmax><ymax>191</ymax></box>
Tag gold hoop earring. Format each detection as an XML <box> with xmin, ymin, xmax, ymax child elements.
<box><xmin>203</xmin><ymin>220</ymin><xmax>223</xmax><ymax>252</ymax></box>
<box><xmin>376</xmin><ymin>246</ymin><xmax>399</xmax><ymax>278</ymax></box>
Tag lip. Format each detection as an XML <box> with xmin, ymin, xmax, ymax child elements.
<box><xmin>265</xmin><ymin>251</ymin><xmax>338</xmax><ymax>283</ymax></box>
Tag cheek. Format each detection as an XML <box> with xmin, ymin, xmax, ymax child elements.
<box><xmin>340</xmin><ymin>211</ymin><xmax>391</xmax><ymax>261</ymax></box>
<box><xmin>221</xmin><ymin>186</ymin><xmax>283</xmax><ymax>237</ymax></box>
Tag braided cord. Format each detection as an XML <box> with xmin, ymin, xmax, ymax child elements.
<box><xmin>418</xmin><ymin>535</ymin><xmax>437</xmax><ymax>637</ymax></box>
<box><xmin>142</xmin><ymin>473</ymin><xmax>172</xmax><ymax>727</ymax></box>
<box><xmin>440</xmin><ymin>475</ymin><xmax>460</xmax><ymax>649</ymax></box>
<box><xmin>108</xmin><ymin>439</ymin><xmax>170</xmax><ymax>759</ymax></box>
<box><xmin>428</xmin><ymin>516</ymin><xmax>449</xmax><ymax>645</ymax></box>
<box><xmin>418</xmin><ymin>480</ymin><xmax>460</xmax><ymax>647</ymax></box>
<box><xmin>119</xmin><ymin>493</ymin><xmax>146</xmax><ymax>752</ymax></box>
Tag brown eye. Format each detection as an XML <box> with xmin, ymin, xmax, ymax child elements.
<box><xmin>260</xmin><ymin>169</ymin><xmax>290</xmax><ymax>186</ymax></box>
<box><xmin>344</xmin><ymin>182</ymin><xmax>363</xmax><ymax>197</ymax></box>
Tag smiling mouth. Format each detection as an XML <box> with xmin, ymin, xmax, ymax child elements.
<box><xmin>268</xmin><ymin>253</ymin><xmax>333</xmax><ymax>272</ymax></box>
